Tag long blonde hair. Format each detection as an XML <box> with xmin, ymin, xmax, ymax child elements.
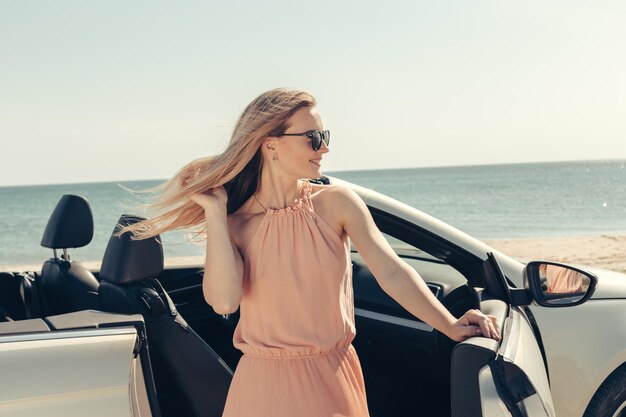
<box><xmin>117</xmin><ymin>88</ymin><xmax>316</xmax><ymax>240</ymax></box>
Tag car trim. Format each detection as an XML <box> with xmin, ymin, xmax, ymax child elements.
<box><xmin>0</xmin><ymin>326</ymin><xmax>137</xmax><ymax>344</ymax></box>
<box><xmin>168</xmin><ymin>284</ymin><xmax>201</xmax><ymax>295</ymax></box>
<box><xmin>354</xmin><ymin>307</ymin><xmax>434</xmax><ymax>332</ymax></box>
<box><xmin>427</xmin><ymin>283</ymin><xmax>442</xmax><ymax>299</ymax></box>
<box><xmin>497</xmin><ymin>307</ymin><xmax>517</xmax><ymax>361</ymax></box>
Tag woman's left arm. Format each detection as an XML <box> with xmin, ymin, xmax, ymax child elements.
<box><xmin>334</xmin><ymin>186</ymin><xmax>501</xmax><ymax>343</ymax></box>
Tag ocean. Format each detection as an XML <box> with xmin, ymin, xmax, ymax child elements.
<box><xmin>1</xmin><ymin>159</ymin><xmax>625</xmax><ymax>269</ymax></box>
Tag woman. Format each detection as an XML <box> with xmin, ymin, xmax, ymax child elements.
<box><xmin>539</xmin><ymin>263</ymin><xmax>584</xmax><ymax>294</ymax></box>
<box><xmin>120</xmin><ymin>88</ymin><xmax>501</xmax><ymax>417</ymax></box>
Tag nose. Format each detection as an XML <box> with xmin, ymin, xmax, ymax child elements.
<box><xmin>318</xmin><ymin>140</ymin><xmax>329</xmax><ymax>154</ymax></box>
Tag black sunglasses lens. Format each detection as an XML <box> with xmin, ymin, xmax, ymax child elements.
<box><xmin>310</xmin><ymin>130</ymin><xmax>330</xmax><ymax>151</ymax></box>
<box><xmin>322</xmin><ymin>130</ymin><xmax>330</xmax><ymax>146</ymax></box>
<box><xmin>310</xmin><ymin>131</ymin><xmax>321</xmax><ymax>150</ymax></box>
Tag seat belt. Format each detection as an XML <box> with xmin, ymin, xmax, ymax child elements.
<box><xmin>146</xmin><ymin>278</ymin><xmax>178</xmax><ymax>317</ymax></box>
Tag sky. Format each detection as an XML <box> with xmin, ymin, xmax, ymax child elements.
<box><xmin>1</xmin><ymin>0</ymin><xmax>625</xmax><ymax>186</ymax></box>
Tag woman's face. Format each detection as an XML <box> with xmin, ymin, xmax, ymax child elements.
<box><xmin>268</xmin><ymin>105</ymin><xmax>329</xmax><ymax>179</ymax></box>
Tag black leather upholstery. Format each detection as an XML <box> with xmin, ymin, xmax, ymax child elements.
<box><xmin>99</xmin><ymin>214</ymin><xmax>164</xmax><ymax>285</ymax></box>
<box><xmin>39</xmin><ymin>261</ymin><xmax>100</xmax><ymax>316</ymax></box>
<box><xmin>41</xmin><ymin>195</ymin><xmax>94</xmax><ymax>249</ymax></box>
<box><xmin>38</xmin><ymin>194</ymin><xmax>100</xmax><ymax>317</ymax></box>
<box><xmin>98</xmin><ymin>215</ymin><xmax>233</xmax><ymax>417</ymax></box>
<box><xmin>0</xmin><ymin>273</ymin><xmax>26</xmax><ymax>321</ymax></box>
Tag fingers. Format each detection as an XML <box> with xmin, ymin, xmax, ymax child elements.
<box><xmin>454</xmin><ymin>325</ymin><xmax>481</xmax><ymax>342</ymax></box>
<box><xmin>450</xmin><ymin>310</ymin><xmax>503</xmax><ymax>342</ymax></box>
<box><xmin>478</xmin><ymin>320</ymin><xmax>492</xmax><ymax>339</ymax></box>
<box><xmin>489</xmin><ymin>315</ymin><xmax>501</xmax><ymax>341</ymax></box>
<box><xmin>464</xmin><ymin>310</ymin><xmax>501</xmax><ymax>341</ymax></box>
<box><xmin>482</xmin><ymin>315</ymin><xmax>500</xmax><ymax>341</ymax></box>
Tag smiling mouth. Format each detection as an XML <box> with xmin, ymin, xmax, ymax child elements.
<box><xmin>310</xmin><ymin>159</ymin><xmax>322</xmax><ymax>166</ymax></box>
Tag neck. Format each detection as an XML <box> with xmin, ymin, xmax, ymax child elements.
<box><xmin>255</xmin><ymin>169</ymin><xmax>301</xmax><ymax>210</ymax></box>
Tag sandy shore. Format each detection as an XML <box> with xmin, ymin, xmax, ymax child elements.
<box><xmin>483</xmin><ymin>233</ymin><xmax>626</xmax><ymax>274</ymax></box>
<box><xmin>4</xmin><ymin>234</ymin><xmax>625</xmax><ymax>274</ymax></box>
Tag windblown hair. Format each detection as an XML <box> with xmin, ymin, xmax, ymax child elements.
<box><xmin>116</xmin><ymin>88</ymin><xmax>316</xmax><ymax>240</ymax></box>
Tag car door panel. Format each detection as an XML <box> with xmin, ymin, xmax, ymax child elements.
<box><xmin>0</xmin><ymin>328</ymin><xmax>142</xmax><ymax>417</ymax></box>
<box><xmin>451</xmin><ymin>299</ymin><xmax>507</xmax><ymax>417</ymax></box>
<box><xmin>0</xmin><ymin>311</ymin><xmax>157</xmax><ymax>417</ymax></box>
<box><xmin>478</xmin><ymin>365</ymin><xmax>513</xmax><ymax>416</ymax></box>
<box><xmin>497</xmin><ymin>306</ymin><xmax>555</xmax><ymax>417</ymax></box>
<box><xmin>452</xmin><ymin>297</ymin><xmax>556</xmax><ymax>417</ymax></box>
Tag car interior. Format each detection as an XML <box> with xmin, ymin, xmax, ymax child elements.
<box><xmin>0</xmin><ymin>186</ymin><xmax>502</xmax><ymax>417</ymax></box>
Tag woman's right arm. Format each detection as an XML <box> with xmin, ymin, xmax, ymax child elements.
<box><xmin>189</xmin><ymin>187</ymin><xmax>244</xmax><ymax>315</ymax></box>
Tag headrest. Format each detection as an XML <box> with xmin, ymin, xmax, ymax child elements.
<box><xmin>99</xmin><ymin>215</ymin><xmax>164</xmax><ymax>285</ymax></box>
<box><xmin>41</xmin><ymin>195</ymin><xmax>94</xmax><ymax>249</ymax></box>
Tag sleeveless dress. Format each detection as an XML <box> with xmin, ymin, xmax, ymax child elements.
<box><xmin>221</xmin><ymin>180</ymin><xmax>371</xmax><ymax>417</ymax></box>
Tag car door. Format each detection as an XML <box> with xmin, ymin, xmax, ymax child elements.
<box><xmin>0</xmin><ymin>311</ymin><xmax>158</xmax><ymax>417</ymax></box>
<box><xmin>451</xmin><ymin>254</ymin><xmax>556</xmax><ymax>417</ymax></box>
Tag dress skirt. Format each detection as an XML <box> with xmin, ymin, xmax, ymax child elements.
<box><xmin>221</xmin><ymin>344</ymin><xmax>370</xmax><ymax>417</ymax></box>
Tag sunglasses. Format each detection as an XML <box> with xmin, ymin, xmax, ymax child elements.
<box><xmin>279</xmin><ymin>129</ymin><xmax>330</xmax><ymax>151</ymax></box>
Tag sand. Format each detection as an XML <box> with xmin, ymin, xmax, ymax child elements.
<box><xmin>4</xmin><ymin>234</ymin><xmax>625</xmax><ymax>274</ymax></box>
<box><xmin>483</xmin><ymin>233</ymin><xmax>626</xmax><ymax>274</ymax></box>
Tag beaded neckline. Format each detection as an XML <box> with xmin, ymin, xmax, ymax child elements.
<box><xmin>253</xmin><ymin>181</ymin><xmax>313</xmax><ymax>216</ymax></box>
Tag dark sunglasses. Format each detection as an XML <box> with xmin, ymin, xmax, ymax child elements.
<box><xmin>279</xmin><ymin>129</ymin><xmax>330</xmax><ymax>151</ymax></box>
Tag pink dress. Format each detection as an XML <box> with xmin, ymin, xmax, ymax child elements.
<box><xmin>221</xmin><ymin>181</ymin><xmax>371</xmax><ymax>417</ymax></box>
<box><xmin>545</xmin><ymin>264</ymin><xmax>584</xmax><ymax>293</ymax></box>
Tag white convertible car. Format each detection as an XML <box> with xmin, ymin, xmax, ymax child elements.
<box><xmin>0</xmin><ymin>177</ymin><xmax>624</xmax><ymax>417</ymax></box>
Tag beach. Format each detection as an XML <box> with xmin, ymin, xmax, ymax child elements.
<box><xmin>483</xmin><ymin>233</ymin><xmax>626</xmax><ymax>274</ymax></box>
<box><xmin>5</xmin><ymin>233</ymin><xmax>626</xmax><ymax>275</ymax></box>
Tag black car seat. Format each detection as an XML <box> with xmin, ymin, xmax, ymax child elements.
<box><xmin>98</xmin><ymin>214</ymin><xmax>233</xmax><ymax>417</ymax></box>
<box><xmin>0</xmin><ymin>272</ymin><xmax>22</xmax><ymax>321</ymax></box>
<box><xmin>38</xmin><ymin>194</ymin><xmax>100</xmax><ymax>316</ymax></box>
<box><xmin>0</xmin><ymin>271</ymin><xmax>42</xmax><ymax>321</ymax></box>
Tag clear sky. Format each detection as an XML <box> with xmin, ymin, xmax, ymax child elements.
<box><xmin>1</xmin><ymin>1</ymin><xmax>625</xmax><ymax>186</ymax></box>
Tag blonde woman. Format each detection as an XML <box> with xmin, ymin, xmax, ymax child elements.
<box><xmin>120</xmin><ymin>88</ymin><xmax>500</xmax><ymax>416</ymax></box>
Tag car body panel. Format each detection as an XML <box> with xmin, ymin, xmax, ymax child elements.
<box><xmin>0</xmin><ymin>327</ymin><xmax>143</xmax><ymax>417</ymax></box>
<box><xmin>531</xmin><ymin>299</ymin><xmax>626</xmax><ymax>417</ymax></box>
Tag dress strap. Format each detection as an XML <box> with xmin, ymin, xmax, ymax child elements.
<box><xmin>300</xmin><ymin>180</ymin><xmax>318</xmax><ymax>223</ymax></box>
<box><xmin>251</xmin><ymin>193</ymin><xmax>267</xmax><ymax>212</ymax></box>
<box><xmin>300</xmin><ymin>180</ymin><xmax>314</xmax><ymax>209</ymax></box>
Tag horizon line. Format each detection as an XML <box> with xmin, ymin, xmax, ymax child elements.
<box><xmin>2</xmin><ymin>157</ymin><xmax>624</xmax><ymax>188</ymax></box>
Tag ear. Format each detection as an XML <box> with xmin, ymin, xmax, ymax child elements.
<box><xmin>263</xmin><ymin>136</ymin><xmax>278</xmax><ymax>151</ymax></box>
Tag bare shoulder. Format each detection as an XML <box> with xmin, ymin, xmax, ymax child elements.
<box><xmin>310</xmin><ymin>182</ymin><xmax>363</xmax><ymax>211</ymax></box>
<box><xmin>310</xmin><ymin>183</ymin><xmax>366</xmax><ymax>235</ymax></box>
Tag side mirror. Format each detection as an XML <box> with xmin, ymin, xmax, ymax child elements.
<box><xmin>524</xmin><ymin>261</ymin><xmax>597</xmax><ymax>307</ymax></box>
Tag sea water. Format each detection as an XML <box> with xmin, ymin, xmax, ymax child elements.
<box><xmin>1</xmin><ymin>160</ymin><xmax>625</xmax><ymax>268</ymax></box>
